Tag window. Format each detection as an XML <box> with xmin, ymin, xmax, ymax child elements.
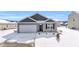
<box><xmin>46</xmin><ymin>24</ymin><xmax>54</xmax><ymax>29</ymax></box>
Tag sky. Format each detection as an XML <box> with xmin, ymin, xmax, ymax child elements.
<box><xmin>0</xmin><ymin>11</ymin><xmax>71</xmax><ymax>21</ymax></box>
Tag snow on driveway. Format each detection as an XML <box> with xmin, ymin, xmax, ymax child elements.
<box><xmin>3</xmin><ymin>33</ymin><xmax>36</xmax><ymax>43</ymax></box>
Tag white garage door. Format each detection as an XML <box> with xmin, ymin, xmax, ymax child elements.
<box><xmin>19</xmin><ymin>25</ymin><xmax>37</xmax><ymax>33</ymax></box>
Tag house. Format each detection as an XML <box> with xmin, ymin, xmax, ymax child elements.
<box><xmin>68</xmin><ymin>11</ymin><xmax>79</xmax><ymax>30</ymax></box>
<box><xmin>60</xmin><ymin>21</ymin><xmax>68</xmax><ymax>26</ymax></box>
<box><xmin>64</xmin><ymin>21</ymin><xmax>68</xmax><ymax>26</ymax></box>
<box><xmin>53</xmin><ymin>20</ymin><xmax>68</xmax><ymax>27</ymax></box>
<box><xmin>0</xmin><ymin>19</ymin><xmax>17</xmax><ymax>30</ymax></box>
<box><xmin>17</xmin><ymin>13</ymin><xmax>57</xmax><ymax>33</ymax></box>
<box><xmin>56</xmin><ymin>21</ymin><xmax>65</xmax><ymax>27</ymax></box>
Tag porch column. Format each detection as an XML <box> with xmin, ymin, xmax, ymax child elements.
<box><xmin>53</xmin><ymin>23</ymin><xmax>57</xmax><ymax>31</ymax></box>
<box><xmin>43</xmin><ymin>23</ymin><xmax>46</xmax><ymax>32</ymax></box>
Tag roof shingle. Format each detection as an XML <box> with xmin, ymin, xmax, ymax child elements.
<box><xmin>46</xmin><ymin>19</ymin><xmax>55</xmax><ymax>22</ymax></box>
<box><xmin>20</xmin><ymin>18</ymin><xmax>35</xmax><ymax>22</ymax></box>
<box><xmin>30</xmin><ymin>13</ymin><xmax>48</xmax><ymax>21</ymax></box>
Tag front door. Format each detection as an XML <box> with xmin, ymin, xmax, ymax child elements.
<box><xmin>39</xmin><ymin>24</ymin><xmax>43</xmax><ymax>32</ymax></box>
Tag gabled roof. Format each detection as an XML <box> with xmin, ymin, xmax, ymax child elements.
<box><xmin>46</xmin><ymin>19</ymin><xmax>55</xmax><ymax>22</ymax></box>
<box><xmin>19</xmin><ymin>13</ymin><xmax>56</xmax><ymax>22</ymax></box>
<box><xmin>20</xmin><ymin>17</ymin><xmax>36</xmax><ymax>22</ymax></box>
<box><xmin>30</xmin><ymin>13</ymin><xmax>48</xmax><ymax>21</ymax></box>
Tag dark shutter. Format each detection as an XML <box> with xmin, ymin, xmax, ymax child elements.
<box><xmin>53</xmin><ymin>24</ymin><xmax>55</xmax><ymax>29</ymax></box>
<box><xmin>46</xmin><ymin>24</ymin><xmax>47</xmax><ymax>29</ymax></box>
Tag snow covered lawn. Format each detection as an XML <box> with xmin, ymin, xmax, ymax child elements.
<box><xmin>35</xmin><ymin>27</ymin><xmax>79</xmax><ymax>47</ymax></box>
<box><xmin>1</xmin><ymin>27</ymin><xmax>79</xmax><ymax>47</ymax></box>
<box><xmin>58</xmin><ymin>27</ymin><xmax>79</xmax><ymax>47</ymax></box>
<box><xmin>0</xmin><ymin>29</ymin><xmax>15</xmax><ymax>37</ymax></box>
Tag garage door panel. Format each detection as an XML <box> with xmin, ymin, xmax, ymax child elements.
<box><xmin>19</xmin><ymin>25</ymin><xmax>37</xmax><ymax>32</ymax></box>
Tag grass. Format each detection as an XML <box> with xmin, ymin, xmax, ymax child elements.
<box><xmin>0</xmin><ymin>42</ymin><xmax>33</xmax><ymax>47</ymax></box>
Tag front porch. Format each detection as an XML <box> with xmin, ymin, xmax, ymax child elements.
<box><xmin>37</xmin><ymin>22</ymin><xmax>57</xmax><ymax>32</ymax></box>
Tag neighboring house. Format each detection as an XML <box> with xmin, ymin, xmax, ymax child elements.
<box><xmin>68</xmin><ymin>11</ymin><xmax>79</xmax><ymax>30</ymax></box>
<box><xmin>56</xmin><ymin>21</ymin><xmax>64</xmax><ymax>27</ymax></box>
<box><xmin>17</xmin><ymin>13</ymin><xmax>57</xmax><ymax>33</ymax></box>
<box><xmin>56</xmin><ymin>21</ymin><xmax>68</xmax><ymax>27</ymax></box>
<box><xmin>0</xmin><ymin>19</ymin><xmax>17</xmax><ymax>30</ymax></box>
<box><xmin>64</xmin><ymin>21</ymin><xmax>68</xmax><ymax>26</ymax></box>
<box><xmin>61</xmin><ymin>21</ymin><xmax>68</xmax><ymax>26</ymax></box>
